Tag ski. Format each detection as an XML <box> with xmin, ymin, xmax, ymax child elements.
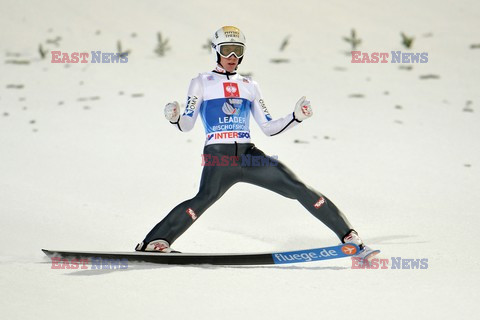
<box><xmin>42</xmin><ymin>243</ymin><xmax>360</xmax><ymax>266</ymax></box>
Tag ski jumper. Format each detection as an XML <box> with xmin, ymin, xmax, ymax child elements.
<box><xmin>143</xmin><ymin>70</ymin><xmax>353</xmax><ymax>244</ymax></box>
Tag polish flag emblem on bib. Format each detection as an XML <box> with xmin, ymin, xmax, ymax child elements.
<box><xmin>223</xmin><ymin>82</ymin><xmax>240</xmax><ymax>97</ymax></box>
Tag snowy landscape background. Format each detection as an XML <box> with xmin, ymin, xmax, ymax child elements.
<box><xmin>1</xmin><ymin>0</ymin><xmax>479</xmax><ymax>319</ymax></box>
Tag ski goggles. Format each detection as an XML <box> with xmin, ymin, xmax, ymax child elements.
<box><xmin>216</xmin><ymin>43</ymin><xmax>245</xmax><ymax>59</ymax></box>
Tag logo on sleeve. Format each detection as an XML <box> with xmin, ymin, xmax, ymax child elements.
<box><xmin>184</xmin><ymin>96</ymin><xmax>198</xmax><ymax>117</ymax></box>
<box><xmin>314</xmin><ymin>196</ymin><xmax>326</xmax><ymax>209</ymax></box>
<box><xmin>223</xmin><ymin>82</ymin><xmax>240</xmax><ymax>98</ymax></box>
<box><xmin>186</xmin><ymin>208</ymin><xmax>198</xmax><ymax>221</ymax></box>
<box><xmin>259</xmin><ymin>99</ymin><xmax>272</xmax><ymax>121</ymax></box>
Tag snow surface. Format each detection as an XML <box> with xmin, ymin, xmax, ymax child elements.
<box><xmin>1</xmin><ymin>0</ymin><xmax>479</xmax><ymax>319</ymax></box>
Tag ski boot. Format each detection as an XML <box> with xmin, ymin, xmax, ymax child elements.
<box><xmin>343</xmin><ymin>230</ymin><xmax>380</xmax><ymax>262</ymax></box>
<box><xmin>135</xmin><ymin>239</ymin><xmax>180</xmax><ymax>253</ymax></box>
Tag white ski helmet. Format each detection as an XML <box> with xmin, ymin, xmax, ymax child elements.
<box><xmin>211</xmin><ymin>26</ymin><xmax>246</xmax><ymax>65</ymax></box>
